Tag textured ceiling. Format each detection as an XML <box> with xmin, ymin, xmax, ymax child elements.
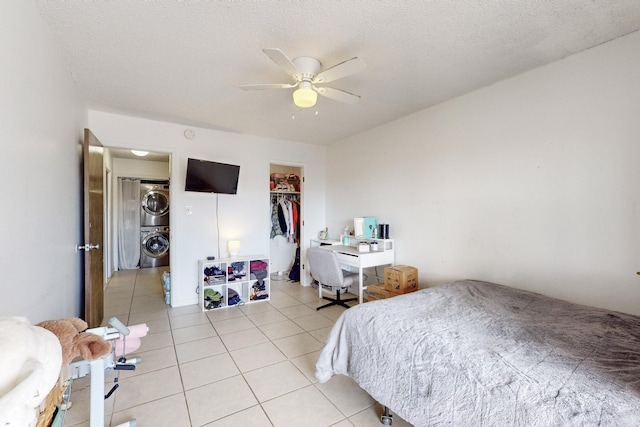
<box><xmin>35</xmin><ymin>1</ymin><xmax>640</xmax><ymax>146</ymax></box>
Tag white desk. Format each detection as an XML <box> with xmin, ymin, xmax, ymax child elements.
<box><xmin>318</xmin><ymin>244</ymin><xmax>395</xmax><ymax>304</ymax></box>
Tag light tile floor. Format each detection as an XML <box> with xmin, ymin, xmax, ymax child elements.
<box><xmin>62</xmin><ymin>267</ymin><xmax>412</xmax><ymax>427</ymax></box>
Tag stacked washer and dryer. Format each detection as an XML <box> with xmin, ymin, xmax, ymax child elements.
<box><xmin>140</xmin><ymin>180</ymin><xmax>170</xmax><ymax>268</ymax></box>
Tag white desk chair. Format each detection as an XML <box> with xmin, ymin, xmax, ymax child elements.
<box><xmin>307</xmin><ymin>247</ymin><xmax>365</xmax><ymax>310</ymax></box>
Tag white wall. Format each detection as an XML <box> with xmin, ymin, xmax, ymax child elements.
<box><xmin>0</xmin><ymin>2</ymin><xmax>86</xmax><ymax>321</ymax></box>
<box><xmin>88</xmin><ymin>111</ymin><xmax>326</xmax><ymax>307</ymax></box>
<box><xmin>112</xmin><ymin>158</ymin><xmax>170</xmax><ymax>180</ymax></box>
<box><xmin>327</xmin><ymin>31</ymin><xmax>640</xmax><ymax>315</ymax></box>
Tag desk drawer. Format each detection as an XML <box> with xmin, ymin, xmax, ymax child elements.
<box><xmin>335</xmin><ymin>251</ymin><xmax>360</xmax><ymax>268</ymax></box>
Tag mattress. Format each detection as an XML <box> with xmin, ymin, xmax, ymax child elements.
<box><xmin>316</xmin><ymin>280</ymin><xmax>640</xmax><ymax>426</ymax></box>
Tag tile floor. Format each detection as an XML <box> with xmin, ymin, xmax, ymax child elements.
<box><xmin>62</xmin><ymin>267</ymin><xmax>412</xmax><ymax>427</ymax></box>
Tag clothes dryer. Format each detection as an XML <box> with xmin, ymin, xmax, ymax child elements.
<box><xmin>140</xmin><ymin>180</ymin><xmax>170</xmax><ymax>226</ymax></box>
<box><xmin>140</xmin><ymin>226</ymin><xmax>170</xmax><ymax>268</ymax></box>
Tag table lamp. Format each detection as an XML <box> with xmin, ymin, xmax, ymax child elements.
<box><xmin>227</xmin><ymin>240</ymin><xmax>241</xmax><ymax>258</ymax></box>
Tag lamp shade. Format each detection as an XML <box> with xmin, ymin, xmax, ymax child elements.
<box><xmin>227</xmin><ymin>240</ymin><xmax>241</xmax><ymax>258</ymax></box>
<box><xmin>292</xmin><ymin>87</ymin><xmax>317</xmax><ymax>108</ymax></box>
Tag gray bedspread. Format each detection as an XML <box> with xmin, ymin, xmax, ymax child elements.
<box><xmin>315</xmin><ymin>280</ymin><xmax>640</xmax><ymax>426</ymax></box>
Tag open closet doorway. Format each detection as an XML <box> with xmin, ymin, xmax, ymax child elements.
<box><xmin>269</xmin><ymin>163</ymin><xmax>303</xmax><ymax>284</ymax></box>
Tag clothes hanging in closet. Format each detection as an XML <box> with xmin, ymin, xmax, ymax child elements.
<box><xmin>270</xmin><ymin>195</ymin><xmax>299</xmax><ymax>243</ymax></box>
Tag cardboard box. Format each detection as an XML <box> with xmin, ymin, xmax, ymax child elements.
<box><xmin>384</xmin><ymin>266</ymin><xmax>418</xmax><ymax>294</ymax></box>
<box><xmin>366</xmin><ymin>284</ymin><xmax>400</xmax><ymax>301</ymax></box>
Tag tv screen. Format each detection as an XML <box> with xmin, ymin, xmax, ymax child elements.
<box><xmin>185</xmin><ymin>158</ymin><xmax>240</xmax><ymax>194</ymax></box>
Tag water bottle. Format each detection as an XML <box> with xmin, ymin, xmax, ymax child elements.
<box><xmin>342</xmin><ymin>225</ymin><xmax>350</xmax><ymax>244</ymax></box>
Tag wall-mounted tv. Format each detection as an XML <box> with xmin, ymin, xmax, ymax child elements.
<box><xmin>185</xmin><ymin>158</ymin><xmax>240</xmax><ymax>194</ymax></box>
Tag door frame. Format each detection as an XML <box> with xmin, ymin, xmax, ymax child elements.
<box><xmin>104</xmin><ymin>166</ymin><xmax>112</xmax><ymax>283</ymax></box>
<box><xmin>106</xmin><ymin>148</ymin><xmax>173</xmax><ymax>274</ymax></box>
<box><xmin>269</xmin><ymin>161</ymin><xmax>305</xmax><ymax>284</ymax></box>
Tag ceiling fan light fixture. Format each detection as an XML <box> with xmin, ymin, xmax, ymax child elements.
<box><xmin>241</xmin><ymin>49</ymin><xmax>364</xmax><ymax>108</ymax></box>
<box><xmin>293</xmin><ymin>86</ymin><xmax>317</xmax><ymax>108</ymax></box>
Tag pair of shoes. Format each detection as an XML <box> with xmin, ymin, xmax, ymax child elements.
<box><xmin>204</xmin><ymin>266</ymin><xmax>224</xmax><ymax>276</ymax></box>
<box><xmin>205</xmin><ymin>266</ymin><xmax>226</xmax><ymax>276</ymax></box>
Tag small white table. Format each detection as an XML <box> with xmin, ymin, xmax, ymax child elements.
<box><xmin>318</xmin><ymin>243</ymin><xmax>395</xmax><ymax>304</ymax></box>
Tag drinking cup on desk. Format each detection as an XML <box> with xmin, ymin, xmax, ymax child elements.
<box><xmin>370</xmin><ymin>241</ymin><xmax>378</xmax><ymax>251</ymax></box>
<box><xmin>342</xmin><ymin>235</ymin><xmax>350</xmax><ymax>245</ymax></box>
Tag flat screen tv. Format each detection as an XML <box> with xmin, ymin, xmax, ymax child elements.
<box><xmin>185</xmin><ymin>158</ymin><xmax>240</xmax><ymax>194</ymax></box>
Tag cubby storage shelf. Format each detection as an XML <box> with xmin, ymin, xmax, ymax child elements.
<box><xmin>199</xmin><ymin>255</ymin><xmax>270</xmax><ymax>311</ymax></box>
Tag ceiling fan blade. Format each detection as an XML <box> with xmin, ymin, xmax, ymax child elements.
<box><xmin>315</xmin><ymin>86</ymin><xmax>361</xmax><ymax>104</ymax></box>
<box><xmin>314</xmin><ymin>57</ymin><xmax>365</xmax><ymax>83</ymax></box>
<box><xmin>240</xmin><ymin>83</ymin><xmax>298</xmax><ymax>91</ymax></box>
<box><xmin>263</xmin><ymin>48</ymin><xmax>301</xmax><ymax>79</ymax></box>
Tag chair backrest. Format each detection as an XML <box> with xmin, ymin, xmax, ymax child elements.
<box><xmin>307</xmin><ymin>247</ymin><xmax>345</xmax><ymax>287</ymax></box>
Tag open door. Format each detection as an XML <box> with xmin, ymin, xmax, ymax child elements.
<box><xmin>80</xmin><ymin>129</ymin><xmax>104</xmax><ymax>328</ymax></box>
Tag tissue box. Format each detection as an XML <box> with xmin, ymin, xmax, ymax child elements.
<box><xmin>357</xmin><ymin>242</ymin><xmax>370</xmax><ymax>252</ymax></box>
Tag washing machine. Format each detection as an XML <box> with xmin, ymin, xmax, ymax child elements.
<box><xmin>140</xmin><ymin>180</ymin><xmax>170</xmax><ymax>226</ymax></box>
<box><xmin>140</xmin><ymin>226</ymin><xmax>170</xmax><ymax>268</ymax></box>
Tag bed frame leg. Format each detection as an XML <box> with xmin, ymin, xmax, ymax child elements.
<box><xmin>381</xmin><ymin>406</ymin><xmax>393</xmax><ymax>425</ymax></box>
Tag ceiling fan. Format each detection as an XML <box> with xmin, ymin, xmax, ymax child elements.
<box><xmin>240</xmin><ymin>48</ymin><xmax>365</xmax><ymax>109</ymax></box>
